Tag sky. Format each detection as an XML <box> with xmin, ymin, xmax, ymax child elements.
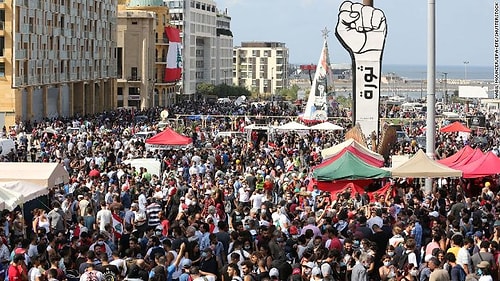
<box><xmin>216</xmin><ymin>0</ymin><xmax>495</xmax><ymax>67</ymax></box>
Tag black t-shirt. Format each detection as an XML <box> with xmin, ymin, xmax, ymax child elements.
<box><xmin>231</xmin><ymin>210</ymin><xmax>244</xmax><ymax>225</ymax></box>
<box><xmin>97</xmin><ymin>264</ymin><xmax>120</xmax><ymax>281</ymax></box>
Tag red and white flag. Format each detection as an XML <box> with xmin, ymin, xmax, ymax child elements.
<box><xmin>164</xmin><ymin>26</ymin><xmax>182</xmax><ymax>82</ymax></box>
<box><xmin>112</xmin><ymin>213</ymin><xmax>123</xmax><ymax>239</ymax></box>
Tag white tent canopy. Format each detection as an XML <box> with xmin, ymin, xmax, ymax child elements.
<box><xmin>309</xmin><ymin>122</ymin><xmax>344</xmax><ymax>131</ymax></box>
<box><xmin>321</xmin><ymin>138</ymin><xmax>384</xmax><ymax>161</ymax></box>
<box><xmin>0</xmin><ymin>186</ymin><xmax>24</xmax><ymax>211</ymax></box>
<box><xmin>276</xmin><ymin>121</ymin><xmax>310</xmax><ymax>131</ymax></box>
<box><xmin>390</xmin><ymin>150</ymin><xmax>463</xmax><ymax>178</ymax></box>
<box><xmin>0</xmin><ymin>163</ymin><xmax>69</xmax><ymax>188</ymax></box>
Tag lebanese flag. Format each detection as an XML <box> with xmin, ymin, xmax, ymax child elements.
<box><xmin>164</xmin><ymin>26</ymin><xmax>182</xmax><ymax>82</ymax></box>
<box><xmin>112</xmin><ymin>213</ymin><xmax>123</xmax><ymax>239</ymax></box>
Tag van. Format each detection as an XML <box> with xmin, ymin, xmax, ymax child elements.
<box><xmin>0</xmin><ymin>139</ymin><xmax>16</xmax><ymax>157</ymax></box>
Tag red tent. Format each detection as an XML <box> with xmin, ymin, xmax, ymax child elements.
<box><xmin>437</xmin><ymin>145</ymin><xmax>473</xmax><ymax>166</ymax></box>
<box><xmin>145</xmin><ymin>128</ymin><xmax>192</xmax><ymax>148</ymax></box>
<box><xmin>448</xmin><ymin>148</ymin><xmax>484</xmax><ymax>168</ymax></box>
<box><xmin>460</xmin><ymin>152</ymin><xmax>500</xmax><ymax>178</ymax></box>
<box><xmin>314</xmin><ymin>145</ymin><xmax>384</xmax><ymax>168</ymax></box>
<box><xmin>308</xmin><ymin>179</ymin><xmax>393</xmax><ymax>201</ymax></box>
<box><xmin>440</xmin><ymin>121</ymin><xmax>471</xmax><ymax>133</ymax></box>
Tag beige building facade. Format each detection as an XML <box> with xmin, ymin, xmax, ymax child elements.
<box><xmin>234</xmin><ymin>42</ymin><xmax>289</xmax><ymax>98</ymax></box>
<box><xmin>0</xmin><ymin>0</ymin><xmax>117</xmax><ymax>128</ymax></box>
<box><xmin>117</xmin><ymin>0</ymin><xmax>177</xmax><ymax>108</ymax></box>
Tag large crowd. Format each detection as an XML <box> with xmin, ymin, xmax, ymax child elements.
<box><xmin>0</xmin><ymin>100</ymin><xmax>499</xmax><ymax>281</ymax></box>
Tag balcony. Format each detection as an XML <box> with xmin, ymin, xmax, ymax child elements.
<box><xmin>127</xmin><ymin>76</ymin><xmax>141</xmax><ymax>82</ymax></box>
<box><xmin>156</xmin><ymin>38</ymin><xmax>168</xmax><ymax>45</ymax></box>
<box><xmin>156</xmin><ymin>57</ymin><xmax>166</xmax><ymax>63</ymax></box>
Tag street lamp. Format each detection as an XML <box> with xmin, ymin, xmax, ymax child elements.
<box><xmin>271</xmin><ymin>67</ymin><xmax>274</xmax><ymax>101</ymax></box>
<box><xmin>442</xmin><ymin>72</ymin><xmax>448</xmax><ymax>104</ymax></box>
<box><xmin>463</xmin><ymin>61</ymin><xmax>469</xmax><ymax>80</ymax></box>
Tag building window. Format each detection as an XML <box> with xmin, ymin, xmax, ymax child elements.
<box><xmin>0</xmin><ymin>62</ymin><xmax>5</xmax><ymax>77</ymax></box>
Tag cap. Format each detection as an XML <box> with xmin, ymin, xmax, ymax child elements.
<box><xmin>311</xmin><ymin>267</ymin><xmax>322</xmax><ymax>277</ymax></box>
<box><xmin>302</xmin><ymin>262</ymin><xmax>315</xmax><ymax>268</ymax></box>
<box><xmin>485</xmin><ymin>182</ymin><xmax>491</xmax><ymax>187</ymax></box>
<box><xmin>14</xmin><ymin>248</ymin><xmax>26</xmax><ymax>255</ymax></box>
<box><xmin>474</xmin><ymin>231</ymin><xmax>483</xmax><ymax>238</ymax></box>
<box><xmin>77</xmin><ymin>195</ymin><xmax>84</xmax><ymax>200</ymax></box>
<box><xmin>494</xmin><ymin>220</ymin><xmax>500</xmax><ymax>227</ymax></box>
<box><xmin>181</xmin><ymin>259</ymin><xmax>192</xmax><ymax>268</ymax></box>
<box><xmin>180</xmin><ymin>197</ymin><xmax>185</xmax><ymax>201</ymax></box>
<box><xmin>429</xmin><ymin>211</ymin><xmax>439</xmax><ymax>218</ymax></box>
<box><xmin>203</xmin><ymin>247</ymin><xmax>213</xmax><ymax>253</ymax></box>
<box><xmin>292</xmin><ymin>268</ymin><xmax>301</xmax><ymax>275</ymax></box>
<box><xmin>269</xmin><ymin>268</ymin><xmax>279</xmax><ymax>278</ymax></box>
<box><xmin>477</xmin><ymin>261</ymin><xmax>490</xmax><ymax>268</ymax></box>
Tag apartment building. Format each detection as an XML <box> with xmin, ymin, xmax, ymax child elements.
<box><xmin>165</xmin><ymin>0</ymin><xmax>233</xmax><ymax>99</ymax></box>
<box><xmin>0</xmin><ymin>0</ymin><xmax>117</xmax><ymax>128</ymax></box>
<box><xmin>234</xmin><ymin>42</ymin><xmax>289</xmax><ymax>98</ymax></box>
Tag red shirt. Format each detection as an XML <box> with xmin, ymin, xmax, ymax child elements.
<box><xmin>8</xmin><ymin>264</ymin><xmax>24</xmax><ymax>281</ymax></box>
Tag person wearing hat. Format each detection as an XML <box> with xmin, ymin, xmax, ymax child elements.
<box><xmin>476</xmin><ymin>261</ymin><xmax>493</xmax><ymax>281</ymax></box>
<box><xmin>179</xmin><ymin>259</ymin><xmax>193</xmax><ymax>281</ymax></box>
<box><xmin>8</xmin><ymin>254</ymin><xmax>27</xmax><ymax>281</ymax></box>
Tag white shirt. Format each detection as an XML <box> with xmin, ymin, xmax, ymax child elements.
<box><xmin>96</xmin><ymin>208</ymin><xmax>112</xmax><ymax>232</ymax></box>
<box><xmin>456</xmin><ymin>247</ymin><xmax>471</xmax><ymax>269</ymax></box>
<box><xmin>249</xmin><ymin>193</ymin><xmax>264</xmax><ymax>209</ymax></box>
<box><xmin>193</xmin><ymin>276</ymin><xmax>216</xmax><ymax>281</ymax></box>
<box><xmin>28</xmin><ymin>266</ymin><xmax>42</xmax><ymax>281</ymax></box>
<box><xmin>138</xmin><ymin>193</ymin><xmax>148</xmax><ymax>212</ymax></box>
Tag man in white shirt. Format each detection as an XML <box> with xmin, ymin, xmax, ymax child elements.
<box><xmin>96</xmin><ymin>201</ymin><xmax>112</xmax><ymax>232</ymax></box>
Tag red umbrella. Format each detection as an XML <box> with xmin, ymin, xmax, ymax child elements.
<box><xmin>89</xmin><ymin>169</ymin><xmax>100</xmax><ymax>178</ymax></box>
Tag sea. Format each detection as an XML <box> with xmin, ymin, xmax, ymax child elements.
<box><xmin>382</xmin><ymin>64</ymin><xmax>493</xmax><ymax>81</ymax></box>
<box><xmin>379</xmin><ymin>64</ymin><xmax>495</xmax><ymax>100</ymax></box>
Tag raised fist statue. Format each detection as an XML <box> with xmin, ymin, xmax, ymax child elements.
<box><xmin>335</xmin><ymin>0</ymin><xmax>387</xmax><ymax>60</ymax></box>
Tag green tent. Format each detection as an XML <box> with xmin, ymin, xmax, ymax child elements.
<box><xmin>313</xmin><ymin>151</ymin><xmax>390</xmax><ymax>181</ymax></box>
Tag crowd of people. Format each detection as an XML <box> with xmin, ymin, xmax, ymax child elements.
<box><xmin>0</xmin><ymin>100</ymin><xmax>499</xmax><ymax>281</ymax></box>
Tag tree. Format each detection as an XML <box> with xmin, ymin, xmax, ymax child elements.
<box><xmin>196</xmin><ymin>83</ymin><xmax>215</xmax><ymax>96</ymax></box>
<box><xmin>277</xmin><ymin>85</ymin><xmax>300</xmax><ymax>101</ymax></box>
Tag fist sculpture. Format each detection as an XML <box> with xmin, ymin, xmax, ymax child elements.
<box><xmin>335</xmin><ymin>0</ymin><xmax>387</xmax><ymax>59</ymax></box>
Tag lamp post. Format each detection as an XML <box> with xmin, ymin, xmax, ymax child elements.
<box><xmin>442</xmin><ymin>72</ymin><xmax>448</xmax><ymax>104</ymax></box>
<box><xmin>463</xmin><ymin>61</ymin><xmax>469</xmax><ymax>80</ymax></box>
<box><xmin>271</xmin><ymin>67</ymin><xmax>274</xmax><ymax>101</ymax></box>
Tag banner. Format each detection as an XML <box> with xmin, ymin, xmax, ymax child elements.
<box><xmin>495</xmin><ymin>1</ymin><xmax>499</xmax><ymax>98</ymax></box>
<box><xmin>165</xmin><ymin>26</ymin><xmax>182</xmax><ymax>82</ymax></box>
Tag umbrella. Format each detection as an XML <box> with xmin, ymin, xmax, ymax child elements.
<box><xmin>89</xmin><ymin>169</ymin><xmax>100</xmax><ymax>178</ymax></box>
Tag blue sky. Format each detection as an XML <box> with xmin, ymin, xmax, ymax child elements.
<box><xmin>217</xmin><ymin>0</ymin><xmax>495</xmax><ymax>67</ymax></box>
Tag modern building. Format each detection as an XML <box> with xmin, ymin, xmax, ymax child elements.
<box><xmin>118</xmin><ymin>0</ymin><xmax>178</xmax><ymax>109</ymax></box>
<box><xmin>0</xmin><ymin>0</ymin><xmax>117</xmax><ymax>128</ymax></box>
<box><xmin>165</xmin><ymin>0</ymin><xmax>233</xmax><ymax>99</ymax></box>
<box><xmin>233</xmin><ymin>42</ymin><xmax>289</xmax><ymax>98</ymax></box>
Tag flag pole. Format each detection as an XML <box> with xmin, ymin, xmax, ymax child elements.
<box><xmin>363</xmin><ymin>0</ymin><xmax>373</xmax><ymax>6</ymax></box>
